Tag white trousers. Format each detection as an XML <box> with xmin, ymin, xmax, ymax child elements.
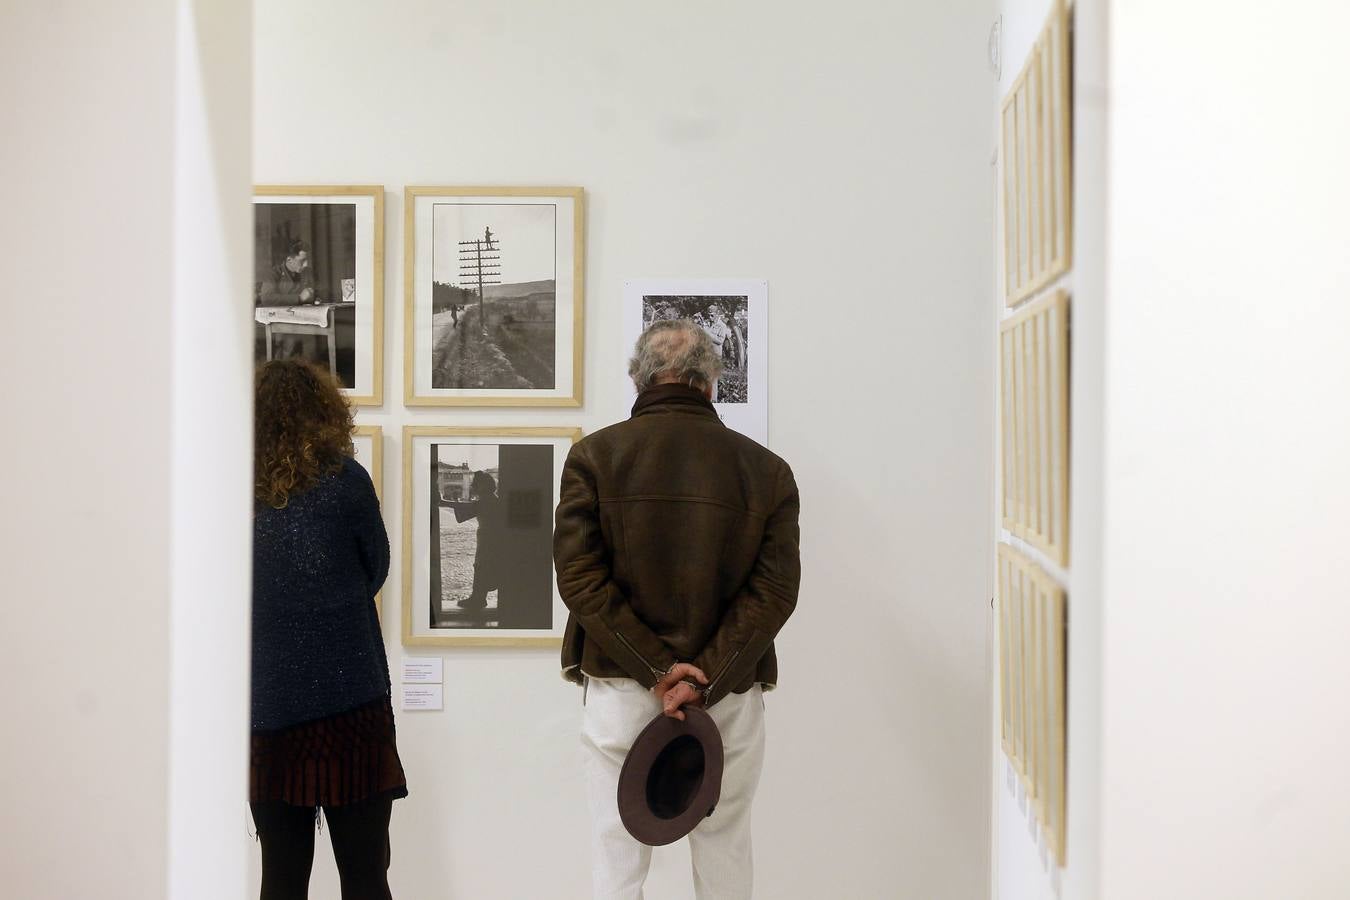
<box><xmin>581</xmin><ymin>678</ymin><xmax>766</xmax><ymax>900</ymax></box>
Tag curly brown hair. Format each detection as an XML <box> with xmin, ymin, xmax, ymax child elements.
<box><xmin>254</xmin><ymin>360</ymin><xmax>355</xmax><ymax>508</ymax></box>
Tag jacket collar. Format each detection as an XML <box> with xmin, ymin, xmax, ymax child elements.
<box><xmin>631</xmin><ymin>383</ymin><xmax>721</xmax><ymax>421</ymax></box>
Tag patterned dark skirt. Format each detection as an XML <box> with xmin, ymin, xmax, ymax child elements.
<box><xmin>250</xmin><ymin>697</ymin><xmax>408</xmax><ymax>808</ymax></box>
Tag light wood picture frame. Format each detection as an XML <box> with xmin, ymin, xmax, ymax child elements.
<box><xmin>1000</xmin><ymin>290</ymin><xmax>1070</xmax><ymax>566</ymax></box>
<box><xmin>253</xmin><ymin>185</ymin><xmax>385</xmax><ymax>405</ymax></box>
<box><xmin>998</xmin><ymin>553</ymin><xmax>1014</xmax><ymax>756</ymax></box>
<box><xmin>1043</xmin><ymin>571</ymin><xmax>1067</xmax><ymax>866</ymax></box>
<box><xmin>1010</xmin><ymin>563</ymin><xmax>1026</xmax><ymax>769</ymax></box>
<box><xmin>403</xmin><ymin>186</ymin><xmax>585</xmax><ymax>407</ymax></box>
<box><xmin>352</xmin><ymin>425</ymin><xmax>385</xmax><ymax>617</ymax></box>
<box><xmin>997</xmin><ymin>542</ymin><xmax>1068</xmax><ymax>867</ymax></box>
<box><xmin>1026</xmin><ymin>561</ymin><xmax>1042</xmax><ymax>804</ymax></box>
<box><xmin>402</xmin><ymin>426</ymin><xmax>581</xmax><ymax>647</ymax></box>
<box><xmin>999</xmin><ymin>0</ymin><xmax>1071</xmax><ymax>306</ymax></box>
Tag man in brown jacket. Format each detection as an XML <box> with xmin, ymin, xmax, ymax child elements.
<box><xmin>554</xmin><ymin>319</ymin><xmax>800</xmax><ymax>899</ymax></box>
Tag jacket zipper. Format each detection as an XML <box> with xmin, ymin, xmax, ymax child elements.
<box><xmin>614</xmin><ymin>630</ymin><xmax>666</xmax><ymax>679</ymax></box>
<box><xmin>705</xmin><ymin>648</ymin><xmax>742</xmax><ymax>697</ymax></box>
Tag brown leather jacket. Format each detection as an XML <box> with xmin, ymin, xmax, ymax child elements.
<box><xmin>554</xmin><ymin>384</ymin><xmax>800</xmax><ymax>706</ymax></box>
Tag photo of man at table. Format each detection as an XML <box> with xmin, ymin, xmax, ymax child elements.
<box><xmin>253</xmin><ymin>202</ymin><xmax>357</xmax><ymax>387</ymax></box>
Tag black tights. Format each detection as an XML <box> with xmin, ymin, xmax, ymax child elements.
<box><xmin>250</xmin><ymin>796</ymin><xmax>394</xmax><ymax>900</ymax></box>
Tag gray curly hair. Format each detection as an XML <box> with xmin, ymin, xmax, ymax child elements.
<box><xmin>628</xmin><ymin>319</ymin><xmax>724</xmax><ymax>392</ymax></box>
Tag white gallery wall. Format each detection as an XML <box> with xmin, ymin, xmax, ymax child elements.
<box><xmin>0</xmin><ymin>1</ymin><xmax>253</xmax><ymax>899</ymax></box>
<box><xmin>1097</xmin><ymin>2</ymin><xmax>1350</xmax><ymax>898</ymax></box>
<box><xmin>256</xmin><ymin>1</ymin><xmax>997</xmax><ymax>897</ymax></box>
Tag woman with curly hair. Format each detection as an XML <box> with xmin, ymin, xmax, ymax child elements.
<box><xmin>250</xmin><ymin>360</ymin><xmax>406</xmax><ymax>900</ymax></box>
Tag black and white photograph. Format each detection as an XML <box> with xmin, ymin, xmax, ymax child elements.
<box><xmin>431</xmin><ymin>203</ymin><xmax>556</xmax><ymax>391</ymax></box>
<box><xmin>405</xmin><ymin>187</ymin><xmax>583</xmax><ymax>407</ymax></box>
<box><xmin>253</xmin><ymin>186</ymin><xmax>384</xmax><ymax>404</ymax></box>
<box><xmin>624</xmin><ymin>278</ymin><xmax>770</xmax><ymax>446</ymax></box>
<box><xmin>641</xmin><ymin>294</ymin><xmax>750</xmax><ymax>403</ymax></box>
<box><xmin>403</xmin><ymin>427</ymin><xmax>579</xmax><ymax>646</ymax></box>
<box><xmin>428</xmin><ymin>442</ymin><xmax>552</xmax><ymax>630</ymax></box>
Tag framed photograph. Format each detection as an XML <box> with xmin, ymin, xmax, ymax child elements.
<box><xmin>622</xmin><ymin>279</ymin><xmax>769</xmax><ymax>446</ymax></box>
<box><xmin>402</xmin><ymin>426</ymin><xmax>580</xmax><ymax>646</ymax></box>
<box><xmin>403</xmin><ymin>187</ymin><xmax>584</xmax><ymax>407</ymax></box>
<box><xmin>253</xmin><ymin>185</ymin><xmax>384</xmax><ymax>405</ymax></box>
<box><xmin>352</xmin><ymin>424</ymin><xmax>385</xmax><ymax>617</ymax></box>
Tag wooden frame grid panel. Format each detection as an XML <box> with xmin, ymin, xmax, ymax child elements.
<box><xmin>997</xmin><ymin>542</ymin><xmax>1067</xmax><ymax>866</ymax></box>
<box><xmin>999</xmin><ymin>0</ymin><xmax>1072</xmax><ymax>306</ymax></box>
<box><xmin>1000</xmin><ymin>290</ymin><xmax>1070</xmax><ymax>566</ymax></box>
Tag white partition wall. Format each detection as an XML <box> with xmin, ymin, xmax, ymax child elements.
<box><xmin>994</xmin><ymin>2</ymin><xmax>1350</xmax><ymax>899</ymax></box>
<box><xmin>0</xmin><ymin>2</ymin><xmax>253</xmax><ymax>898</ymax></box>
<box><xmin>1097</xmin><ymin>2</ymin><xmax>1350</xmax><ymax>898</ymax></box>
<box><xmin>168</xmin><ymin>1</ymin><xmax>254</xmax><ymax>897</ymax></box>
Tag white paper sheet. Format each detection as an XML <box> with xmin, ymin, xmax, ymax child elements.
<box><xmin>402</xmin><ymin>657</ymin><xmax>444</xmax><ymax>684</ymax></box>
<box><xmin>401</xmin><ymin>684</ymin><xmax>444</xmax><ymax>711</ymax></box>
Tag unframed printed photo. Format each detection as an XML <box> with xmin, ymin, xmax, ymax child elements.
<box><xmin>641</xmin><ymin>295</ymin><xmax>750</xmax><ymax>404</ymax></box>
<box><xmin>623</xmin><ymin>279</ymin><xmax>768</xmax><ymax>446</ymax></box>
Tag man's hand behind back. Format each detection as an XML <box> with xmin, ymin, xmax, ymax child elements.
<box><xmin>652</xmin><ymin>663</ymin><xmax>707</xmax><ymax>720</ymax></box>
<box><xmin>661</xmin><ymin>682</ymin><xmax>704</xmax><ymax>720</ymax></box>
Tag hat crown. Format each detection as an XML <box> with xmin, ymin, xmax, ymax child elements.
<box><xmin>646</xmin><ymin>734</ymin><xmax>707</xmax><ymax>819</ymax></box>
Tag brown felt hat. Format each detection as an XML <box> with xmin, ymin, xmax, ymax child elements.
<box><xmin>617</xmin><ymin>706</ymin><xmax>725</xmax><ymax>846</ymax></box>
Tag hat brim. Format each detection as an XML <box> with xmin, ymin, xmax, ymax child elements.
<box><xmin>617</xmin><ymin>706</ymin><xmax>725</xmax><ymax>846</ymax></box>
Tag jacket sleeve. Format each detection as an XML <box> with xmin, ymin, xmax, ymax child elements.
<box><xmin>692</xmin><ymin>462</ymin><xmax>801</xmax><ymax>706</ymax></box>
<box><xmin>258</xmin><ymin>274</ymin><xmax>286</xmax><ymax>307</ymax></box>
<box><xmin>553</xmin><ymin>442</ymin><xmax>678</xmax><ymax>687</ymax></box>
<box><xmin>347</xmin><ymin>461</ymin><xmax>391</xmax><ymax>598</ymax></box>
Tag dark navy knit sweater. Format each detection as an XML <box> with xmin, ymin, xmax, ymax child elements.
<box><xmin>251</xmin><ymin>457</ymin><xmax>392</xmax><ymax>732</ymax></box>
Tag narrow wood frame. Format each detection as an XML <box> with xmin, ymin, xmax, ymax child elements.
<box><xmin>999</xmin><ymin>0</ymin><xmax>1072</xmax><ymax>306</ymax></box>
<box><xmin>253</xmin><ymin>185</ymin><xmax>385</xmax><ymax>406</ymax></box>
<box><xmin>1000</xmin><ymin>290</ymin><xmax>1070</xmax><ymax>566</ymax></box>
<box><xmin>401</xmin><ymin>425</ymin><xmax>582</xmax><ymax>647</ymax></box>
<box><xmin>1027</xmin><ymin>563</ymin><xmax>1042</xmax><ymax>804</ymax></box>
<box><xmin>1010</xmin><ymin>564</ymin><xmax>1026</xmax><ymax>769</ymax></box>
<box><xmin>998</xmin><ymin>553</ymin><xmax>1013</xmax><ymax>755</ymax></box>
<box><xmin>402</xmin><ymin>186</ymin><xmax>585</xmax><ymax>408</ymax></box>
<box><xmin>1044</xmin><ymin>572</ymin><xmax>1067</xmax><ymax>866</ymax></box>
<box><xmin>353</xmin><ymin>425</ymin><xmax>385</xmax><ymax>617</ymax></box>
